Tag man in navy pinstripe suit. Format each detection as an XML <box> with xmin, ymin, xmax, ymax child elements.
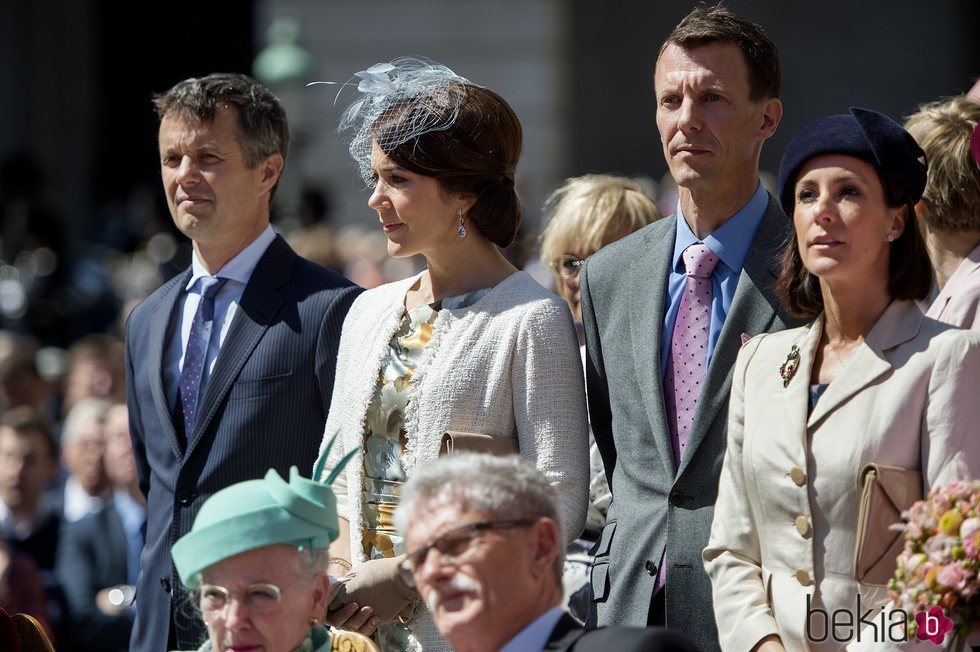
<box><xmin>125</xmin><ymin>73</ymin><xmax>360</xmax><ymax>651</ymax></box>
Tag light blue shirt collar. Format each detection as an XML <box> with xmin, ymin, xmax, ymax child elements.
<box><xmin>112</xmin><ymin>490</ymin><xmax>146</xmax><ymax>535</ymax></box>
<box><xmin>671</xmin><ymin>180</ymin><xmax>768</xmax><ymax>274</ymax></box>
<box><xmin>499</xmin><ymin>605</ymin><xmax>566</xmax><ymax>652</ymax></box>
<box><xmin>186</xmin><ymin>225</ymin><xmax>276</xmax><ymax>289</ymax></box>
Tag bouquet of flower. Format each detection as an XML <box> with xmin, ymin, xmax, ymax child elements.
<box><xmin>888</xmin><ymin>479</ymin><xmax>980</xmax><ymax>644</ymax></box>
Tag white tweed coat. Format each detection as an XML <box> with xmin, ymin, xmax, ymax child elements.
<box><xmin>316</xmin><ymin>270</ymin><xmax>590</xmax><ymax>650</ymax></box>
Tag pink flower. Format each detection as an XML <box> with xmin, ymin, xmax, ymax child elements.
<box><xmin>964</xmin><ymin>530</ymin><xmax>980</xmax><ymax>560</ymax></box>
<box><xmin>936</xmin><ymin>563</ymin><xmax>971</xmax><ymax>593</ymax></box>
<box><xmin>961</xmin><ymin>517</ymin><xmax>980</xmax><ymax>541</ymax></box>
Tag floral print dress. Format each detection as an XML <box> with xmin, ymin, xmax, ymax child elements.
<box><xmin>359</xmin><ymin>289</ymin><xmax>488</xmax><ymax>651</ymax></box>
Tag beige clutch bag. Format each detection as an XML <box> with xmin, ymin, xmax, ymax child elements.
<box><xmin>439</xmin><ymin>431</ymin><xmax>518</xmax><ymax>456</ymax></box>
<box><xmin>853</xmin><ymin>463</ymin><xmax>922</xmax><ymax>586</ymax></box>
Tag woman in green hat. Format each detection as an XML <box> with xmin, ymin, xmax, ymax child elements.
<box><xmin>171</xmin><ymin>466</ymin><xmax>376</xmax><ymax>652</ymax></box>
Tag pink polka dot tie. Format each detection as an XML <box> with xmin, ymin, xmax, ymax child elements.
<box><xmin>178</xmin><ymin>277</ymin><xmax>226</xmax><ymax>439</ymax></box>
<box><xmin>664</xmin><ymin>244</ymin><xmax>720</xmax><ymax>470</ymax></box>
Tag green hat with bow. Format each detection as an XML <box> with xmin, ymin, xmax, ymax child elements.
<box><xmin>172</xmin><ymin>439</ymin><xmax>354</xmax><ymax>588</ymax></box>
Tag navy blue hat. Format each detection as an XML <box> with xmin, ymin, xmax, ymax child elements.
<box><xmin>777</xmin><ymin>107</ymin><xmax>927</xmax><ymax>216</ymax></box>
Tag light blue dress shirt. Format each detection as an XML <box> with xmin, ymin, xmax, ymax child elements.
<box><xmin>499</xmin><ymin>605</ymin><xmax>566</xmax><ymax>652</ymax></box>
<box><xmin>163</xmin><ymin>226</ymin><xmax>277</xmax><ymax>410</ymax></box>
<box><xmin>660</xmin><ymin>181</ymin><xmax>769</xmax><ymax>377</ymax></box>
<box><xmin>112</xmin><ymin>490</ymin><xmax>147</xmax><ymax>586</ymax></box>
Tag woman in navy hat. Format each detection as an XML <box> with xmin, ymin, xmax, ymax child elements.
<box><xmin>703</xmin><ymin>108</ymin><xmax>980</xmax><ymax>651</ymax></box>
<box><xmin>170</xmin><ymin>466</ymin><xmax>376</xmax><ymax>652</ymax></box>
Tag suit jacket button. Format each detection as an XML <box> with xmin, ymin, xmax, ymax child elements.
<box><xmin>794</xmin><ymin>515</ymin><xmax>811</xmax><ymax>537</ymax></box>
<box><xmin>176</xmin><ymin>490</ymin><xmax>193</xmax><ymax>505</ymax></box>
<box><xmin>669</xmin><ymin>490</ymin><xmax>683</xmax><ymax>506</ymax></box>
<box><xmin>160</xmin><ymin>577</ymin><xmax>172</xmax><ymax>593</ymax></box>
<box><xmin>645</xmin><ymin>560</ymin><xmax>658</xmax><ymax>576</ymax></box>
<box><xmin>789</xmin><ymin>467</ymin><xmax>806</xmax><ymax>486</ymax></box>
<box><xmin>794</xmin><ymin>569</ymin><xmax>811</xmax><ymax>586</ymax></box>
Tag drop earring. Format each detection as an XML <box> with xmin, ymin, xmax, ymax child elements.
<box><xmin>457</xmin><ymin>209</ymin><xmax>467</xmax><ymax>238</ymax></box>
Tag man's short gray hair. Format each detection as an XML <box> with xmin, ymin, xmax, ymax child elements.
<box><xmin>395</xmin><ymin>454</ymin><xmax>566</xmax><ymax>579</ymax></box>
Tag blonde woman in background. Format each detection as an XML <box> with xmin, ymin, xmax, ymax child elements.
<box><xmin>540</xmin><ymin>175</ymin><xmax>662</xmax><ymax>343</ymax></box>
<box><xmin>538</xmin><ymin>174</ymin><xmax>661</xmax><ymax>619</ymax></box>
<box><xmin>905</xmin><ymin>96</ymin><xmax>980</xmax><ymax>329</ymax></box>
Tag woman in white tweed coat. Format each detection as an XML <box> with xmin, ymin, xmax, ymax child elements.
<box><xmin>313</xmin><ymin>58</ymin><xmax>589</xmax><ymax>652</ymax></box>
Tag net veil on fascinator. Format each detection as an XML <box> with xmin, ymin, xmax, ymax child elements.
<box><xmin>310</xmin><ymin>57</ymin><xmax>473</xmax><ymax>185</ymax></box>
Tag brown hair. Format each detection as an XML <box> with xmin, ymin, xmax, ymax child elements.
<box><xmin>153</xmin><ymin>73</ymin><xmax>289</xmax><ymax>199</ymax></box>
<box><xmin>657</xmin><ymin>4</ymin><xmax>781</xmax><ymax>101</ymax></box>
<box><xmin>904</xmin><ymin>96</ymin><xmax>980</xmax><ymax>232</ymax></box>
<box><xmin>777</xmin><ymin>176</ymin><xmax>934</xmax><ymax>318</ymax></box>
<box><xmin>375</xmin><ymin>84</ymin><xmax>523</xmax><ymax>248</ymax></box>
<box><xmin>1</xmin><ymin>407</ymin><xmax>56</xmax><ymax>461</ymax></box>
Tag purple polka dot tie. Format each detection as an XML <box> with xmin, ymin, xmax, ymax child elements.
<box><xmin>664</xmin><ymin>244</ymin><xmax>720</xmax><ymax>470</ymax></box>
<box><xmin>178</xmin><ymin>277</ymin><xmax>226</xmax><ymax>438</ymax></box>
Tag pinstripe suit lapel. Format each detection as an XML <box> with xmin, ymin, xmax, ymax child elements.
<box><xmin>630</xmin><ymin>219</ymin><xmax>675</xmax><ymax>475</ymax></box>
<box><xmin>184</xmin><ymin>236</ymin><xmax>290</xmax><ymax>458</ymax></box>
<box><xmin>149</xmin><ymin>270</ymin><xmax>190</xmax><ymax>458</ymax></box>
<box><xmin>677</xmin><ymin>197</ymin><xmax>786</xmax><ymax>477</ymax></box>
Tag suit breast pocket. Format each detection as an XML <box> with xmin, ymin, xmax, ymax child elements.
<box><xmin>227</xmin><ymin>372</ymin><xmax>294</xmax><ymax>401</ymax></box>
<box><xmin>590</xmin><ymin>521</ymin><xmax>616</xmax><ymax>603</ymax></box>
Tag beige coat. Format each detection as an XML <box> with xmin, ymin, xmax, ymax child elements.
<box><xmin>704</xmin><ymin>300</ymin><xmax>980</xmax><ymax>652</ymax></box>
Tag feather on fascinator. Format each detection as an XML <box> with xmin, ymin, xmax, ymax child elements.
<box><xmin>310</xmin><ymin>57</ymin><xmax>474</xmax><ymax>185</ymax></box>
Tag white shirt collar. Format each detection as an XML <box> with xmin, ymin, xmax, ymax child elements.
<box><xmin>186</xmin><ymin>224</ymin><xmax>276</xmax><ymax>290</ymax></box>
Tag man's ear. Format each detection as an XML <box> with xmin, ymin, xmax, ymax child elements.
<box><xmin>258</xmin><ymin>153</ymin><xmax>285</xmax><ymax>192</ymax></box>
<box><xmin>529</xmin><ymin>518</ymin><xmax>561</xmax><ymax>578</ymax></box>
<box><xmin>760</xmin><ymin>98</ymin><xmax>783</xmax><ymax>140</ymax></box>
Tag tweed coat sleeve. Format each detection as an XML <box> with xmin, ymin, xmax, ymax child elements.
<box><xmin>512</xmin><ymin>295</ymin><xmax>591</xmax><ymax>541</ymax></box>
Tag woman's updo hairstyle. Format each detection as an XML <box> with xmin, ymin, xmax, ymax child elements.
<box><xmin>334</xmin><ymin>57</ymin><xmax>523</xmax><ymax>248</ymax></box>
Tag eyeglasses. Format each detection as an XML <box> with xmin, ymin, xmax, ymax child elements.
<box><xmin>549</xmin><ymin>255</ymin><xmax>587</xmax><ymax>279</ymax></box>
<box><xmin>198</xmin><ymin>582</ymin><xmax>288</xmax><ymax>614</ymax></box>
<box><xmin>398</xmin><ymin>519</ymin><xmax>536</xmax><ymax>588</ymax></box>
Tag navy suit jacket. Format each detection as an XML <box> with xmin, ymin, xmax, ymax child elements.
<box><xmin>545</xmin><ymin>612</ymin><xmax>700</xmax><ymax>651</ymax></box>
<box><xmin>56</xmin><ymin>502</ymin><xmax>132</xmax><ymax>652</ymax></box>
<box><xmin>125</xmin><ymin>235</ymin><xmax>360</xmax><ymax>651</ymax></box>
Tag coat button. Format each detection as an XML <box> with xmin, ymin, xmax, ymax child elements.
<box><xmin>645</xmin><ymin>560</ymin><xmax>658</xmax><ymax>576</ymax></box>
<box><xmin>794</xmin><ymin>569</ymin><xmax>811</xmax><ymax>586</ymax></box>
<box><xmin>160</xmin><ymin>577</ymin><xmax>172</xmax><ymax>593</ymax></box>
<box><xmin>794</xmin><ymin>515</ymin><xmax>811</xmax><ymax>537</ymax></box>
<box><xmin>669</xmin><ymin>491</ymin><xmax>684</xmax><ymax>506</ymax></box>
<box><xmin>789</xmin><ymin>467</ymin><xmax>806</xmax><ymax>486</ymax></box>
<box><xmin>176</xmin><ymin>490</ymin><xmax>194</xmax><ymax>505</ymax></box>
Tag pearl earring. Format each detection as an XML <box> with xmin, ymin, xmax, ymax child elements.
<box><xmin>886</xmin><ymin>233</ymin><xmax>896</xmax><ymax>242</ymax></box>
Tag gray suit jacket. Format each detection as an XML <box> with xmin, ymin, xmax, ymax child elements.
<box><xmin>125</xmin><ymin>235</ymin><xmax>360</xmax><ymax>651</ymax></box>
<box><xmin>580</xmin><ymin>195</ymin><xmax>800</xmax><ymax>652</ymax></box>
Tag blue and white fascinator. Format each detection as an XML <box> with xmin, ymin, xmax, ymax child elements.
<box><xmin>310</xmin><ymin>56</ymin><xmax>473</xmax><ymax>185</ymax></box>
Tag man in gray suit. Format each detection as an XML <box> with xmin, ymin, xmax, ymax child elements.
<box><xmin>580</xmin><ymin>7</ymin><xmax>800</xmax><ymax>651</ymax></box>
<box><xmin>125</xmin><ymin>73</ymin><xmax>360</xmax><ymax>651</ymax></box>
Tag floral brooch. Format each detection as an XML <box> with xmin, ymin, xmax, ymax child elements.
<box><xmin>779</xmin><ymin>344</ymin><xmax>800</xmax><ymax>388</ymax></box>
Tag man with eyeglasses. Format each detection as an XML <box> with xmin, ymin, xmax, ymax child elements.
<box><xmin>394</xmin><ymin>453</ymin><xmax>699</xmax><ymax>652</ymax></box>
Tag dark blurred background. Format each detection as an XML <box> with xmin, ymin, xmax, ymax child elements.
<box><xmin>0</xmin><ymin>0</ymin><xmax>977</xmax><ymax>346</ymax></box>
